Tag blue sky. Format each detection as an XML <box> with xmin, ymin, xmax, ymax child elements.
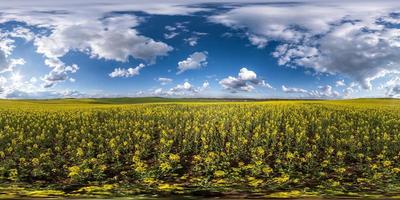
<box><xmin>0</xmin><ymin>0</ymin><xmax>400</xmax><ymax>99</ymax></box>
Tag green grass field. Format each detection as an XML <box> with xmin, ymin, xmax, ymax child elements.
<box><xmin>1</xmin><ymin>98</ymin><xmax>400</xmax><ymax>199</ymax></box>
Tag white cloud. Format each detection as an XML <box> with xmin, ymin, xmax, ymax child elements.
<box><xmin>109</xmin><ymin>63</ymin><xmax>145</xmax><ymax>78</ymax></box>
<box><xmin>248</xmin><ymin>34</ymin><xmax>268</xmax><ymax>49</ymax></box>
<box><xmin>164</xmin><ymin>32</ymin><xmax>179</xmax><ymax>39</ymax></box>
<box><xmin>165</xmin><ymin>25</ymin><xmax>177</xmax><ymax>32</ymax></box>
<box><xmin>210</xmin><ymin>1</ymin><xmax>400</xmax><ymax>90</ymax></box>
<box><xmin>177</xmin><ymin>51</ymin><xmax>208</xmax><ymax>74</ymax></box>
<box><xmin>0</xmin><ymin>1</ymin><xmax>213</xmax><ymax>97</ymax></box>
<box><xmin>209</xmin><ymin>4</ymin><xmax>340</xmax><ymax>43</ymax></box>
<box><xmin>317</xmin><ymin>85</ymin><xmax>340</xmax><ymax>98</ymax></box>
<box><xmin>35</xmin><ymin>15</ymin><xmax>173</xmax><ymax>63</ymax></box>
<box><xmin>0</xmin><ymin>32</ymin><xmax>26</xmax><ymax>73</ymax></box>
<box><xmin>0</xmin><ymin>1</ymin><xmax>207</xmax><ymax>21</ymax></box>
<box><xmin>379</xmin><ymin>77</ymin><xmax>400</xmax><ymax>97</ymax></box>
<box><xmin>0</xmin><ymin>58</ymin><xmax>25</xmax><ymax>77</ymax></box>
<box><xmin>202</xmin><ymin>80</ymin><xmax>210</xmax><ymax>89</ymax></box>
<box><xmin>238</xmin><ymin>67</ymin><xmax>257</xmax><ymax>80</ymax></box>
<box><xmin>220</xmin><ymin>76</ymin><xmax>254</xmax><ymax>92</ymax></box>
<box><xmin>287</xmin><ymin>23</ymin><xmax>400</xmax><ymax>90</ymax></box>
<box><xmin>158</xmin><ymin>77</ymin><xmax>173</xmax><ymax>85</ymax></box>
<box><xmin>3</xmin><ymin>89</ymin><xmax>88</xmax><ymax>99</ymax></box>
<box><xmin>171</xmin><ymin>81</ymin><xmax>196</xmax><ymax>93</ymax></box>
<box><xmin>184</xmin><ymin>32</ymin><xmax>207</xmax><ymax>46</ymax></box>
<box><xmin>30</xmin><ymin>77</ymin><xmax>37</xmax><ymax>84</ymax></box>
<box><xmin>153</xmin><ymin>80</ymin><xmax>209</xmax><ymax>96</ymax></box>
<box><xmin>220</xmin><ymin>67</ymin><xmax>272</xmax><ymax>92</ymax></box>
<box><xmin>388</xmin><ymin>85</ymin><xmax>400</xmax><ymax>97</ymax></box>
<box><xmin>273</xmin><ymin>44</ymin><xmax>319</xmax><ymax>67</ymax></box>
<box><xmin>0</xmin><ymin>71</ymin><xmax>62</xmax><ymax>99</ymax></box>
<box><xmin>164</xmin><ymin>22</ymin><xmax>189</xmax><ymax>39</ymax></box>
<box><xmin>343</xmin><ymin>82</ymin><xmax>360</xmax><ymax>97</ymax></box>
<box><xmin>8</xmin><ymin>27</ymin><xmax>35</xmax><ymax>42</ymax></box>
<box><xmin>282</xmin><ymin>85</ymin><xmax>308</xmax><ymax>94</ymax></box>
<box><xmin>4</xmin><ymin>1</ymin><xmax>400</xmax><ymax>98</ymax></box>
<box><xmin>282</xmin><ymin>84</ymin><xmax>340</xmax><ymax>98</ymax></box>
<box><xmin>0</xmin><ymin>34</ymin><xmax>15</xmax><ymax>56</ymax></box>
<box><xmin>41</xmin><ymin>57</ymin><xmax>79</xmax><ymax>88</ymax></box>
<box><xmin>154</xmin><ymin>88</ymin><xmax>164</xmax><ymax>95</ymax></box>
<box><xmin>336</xmin><ymin>80</ymin><xmax>345</xmax><ymax>87</ymax></box>
<box><xmin>0</xmin><ymin>71</ymin><xmax>100</xmax><ymax>99</ymax></box>
<box><xmin>4</xmin><ymin>90</ymin><xmax>54</xmax><ymax>99</ymax></box>
<box><xmin>184</xmin><ymin>36</ymin><xmax>199</xmax><ymax>46</ymax></box>
<box><xmin>0</xmin><ymin>6</ymin><xmax>177</xmax><ymax>88</ymax></box>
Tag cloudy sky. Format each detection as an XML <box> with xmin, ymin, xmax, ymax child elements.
<box><xmin>1</xmin><ymin>0</ymin><xmax>400</xmax><ymax>99</ymax></box>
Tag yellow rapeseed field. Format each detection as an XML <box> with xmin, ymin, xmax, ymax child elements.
<box><xmin>0</xmin><ymin>98</ymin><xmax>400</xmax><ymax>198</ymax></box>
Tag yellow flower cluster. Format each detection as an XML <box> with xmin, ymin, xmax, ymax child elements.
<box><xmin>0</xmin><ymin>100</ymin><xmax>399</xmax><ymax>192</ymax></box>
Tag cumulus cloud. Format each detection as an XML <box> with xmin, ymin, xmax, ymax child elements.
<box><xmin>220</xmin><ymin>67</ymin><xmax>272</xmax><ymax>93</ymax></box>
<box><xmin>344</xmin><ymin>82</ymin><xmax>360</xmax><ymax>97</ymax></box>
<box><xmin>316</xmin><ymin>85</ymin><xmax>340</xmax><ymax>98</ymax></box>
<box><xmin>202</xmin><ymin>80</ymin><xmax>210</xmax><ymax>89</ymax></box>
<box><xmin>0</xmin><ymin>5</ymin><xmax>179</xmax><ymax>88</ymax></box>
<box><xmin>277</xmin><ymin>23</ymin><xmax>400</xmax><ymax>90</ymax></box>
<box><xmin>210</xmin><ymin>1</ymin><xmax>400</xmax><ymax>90</ymax></box>
<box><xmin>8</xmin><ymin>27</ymin><xmax>35</xmax><ymax>42</ymax></box>
<box><xmin>170</xmin><ymin>81</ymin><xmax>197</xmax><ymax>93</ymax></box>
<box><xmin>209</xmin><ymin>4</ymin><xmax>342</xmax><ymax>43</ymax></box>
<box><xmin>153</xmin><ymin>88</ymin><xmax>164</xmax><ymax>96</ymax></box>
<box><xmin>0</xmin><ymin>71</ymin><xmax>67</xmax><ymax>99</ymax></box>
<box><xmin>177</xmin><ymin>51</ymin><xmax>208</xmax><ymax>74</ymax></box>
<box><xmin>0</xmin><ymin>32</ymin><xmax>27</xmax><ymax>73</ymax></box>
<box><xmin>248</xmin><ymin>34</ymin><xmax>268</xmax><ymax>49</ymax></box>
<box><xmin>41</xmin><ymin>58</ymin><xmax>79</xmax><ymax>88</ymax></box>
<box><xmin>164</xmin><ymin>26</ymin><xmax>179</xmax><ymax>39</ymax></box>
<box><xmin>0</xmin><ymin>34</ymin><xmax>15</xmax><ymax>56</ymax></box>
<box><xmin>388</xmin><ymin>85</ymin><xmax>400</xmax><ymax>97</ymax></box>
<box><xmin>4</xmin><ymin>90</ymin><xmax>54</xmax><ymax>99</ymax></box>
<box><xmin>282</xmin><ymin>84</ymin><xmax>340</xmax><ymax>98</ymax></box>
<box><xmin>282</xmin><ymin>85</ymin><xmax>308</xmax><ymax>94</ymax></box>
<box><xmin>158</xmin><ymin>77</ymin><xmax>173</xmax><ymax>85</ymax></box>
<box><xmin>0</xmin><ymin>71</ymin><xmax>98</xmax><ymax>99</ymax></box>
<box><xmin>153</xmin><ymin>80</ymin><xmax>209</xmax><ymax>96</ymax></box>
<box><xmin>238</xmin><ymin>67</ymin><xmax>257</xmax><ymax>81</ymax></box>
<box><xmin>220</xmin><ymin>76</ymin><xmax>254</xmax><ymax>92</ymax></box>
<box><xmin>164</xmin><ymin>22</ymin><xmax>189</xmax><ymax>39</ymax></box>
<box><xmin>35</xmin><ymin>15</ymin><xmax>173</xmax><ymax>63</ymax></box>
<box><xmin>3</xmin><ymin>89</ymin><xmax>89</xmax><ymax>99</ymax></box>
<box><xmin>380</xmin><ymin>77</ymin><xmax>400</xmax><ymax>97</ymax></box>
<box><xmin>336</xmin><ymin>80</ymin><xmax>345</xmax><ymax>87</ymax></box>
<box><xmin>32</xmin><ymin>15</ymin><xmax>171</xmax><ymax>86</ymax></box>
<box><xmin>0</xmin><ymin>0</ymin><xmax>212</xmax><ymax>96</ymax></box>
<box><xmin>109</xmin><ymin>63</ymin><xmax>145</xmax><ymax>78</ymax></box>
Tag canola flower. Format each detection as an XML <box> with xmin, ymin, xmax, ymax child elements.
<box><xmin>0</xmin><ymin>100</ymin><xmax>399</xmax><ymax>193</ymax></box>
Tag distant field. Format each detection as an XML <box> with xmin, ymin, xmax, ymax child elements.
<box><xmin>0</xmin><ymin>98</ymin><xmax>400</xmax><ymax>199</ymax></box>
<box><xmin>3</xmin><ymin>96</ymin><xmax>400</xmax><ymax>105</ymax></box>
